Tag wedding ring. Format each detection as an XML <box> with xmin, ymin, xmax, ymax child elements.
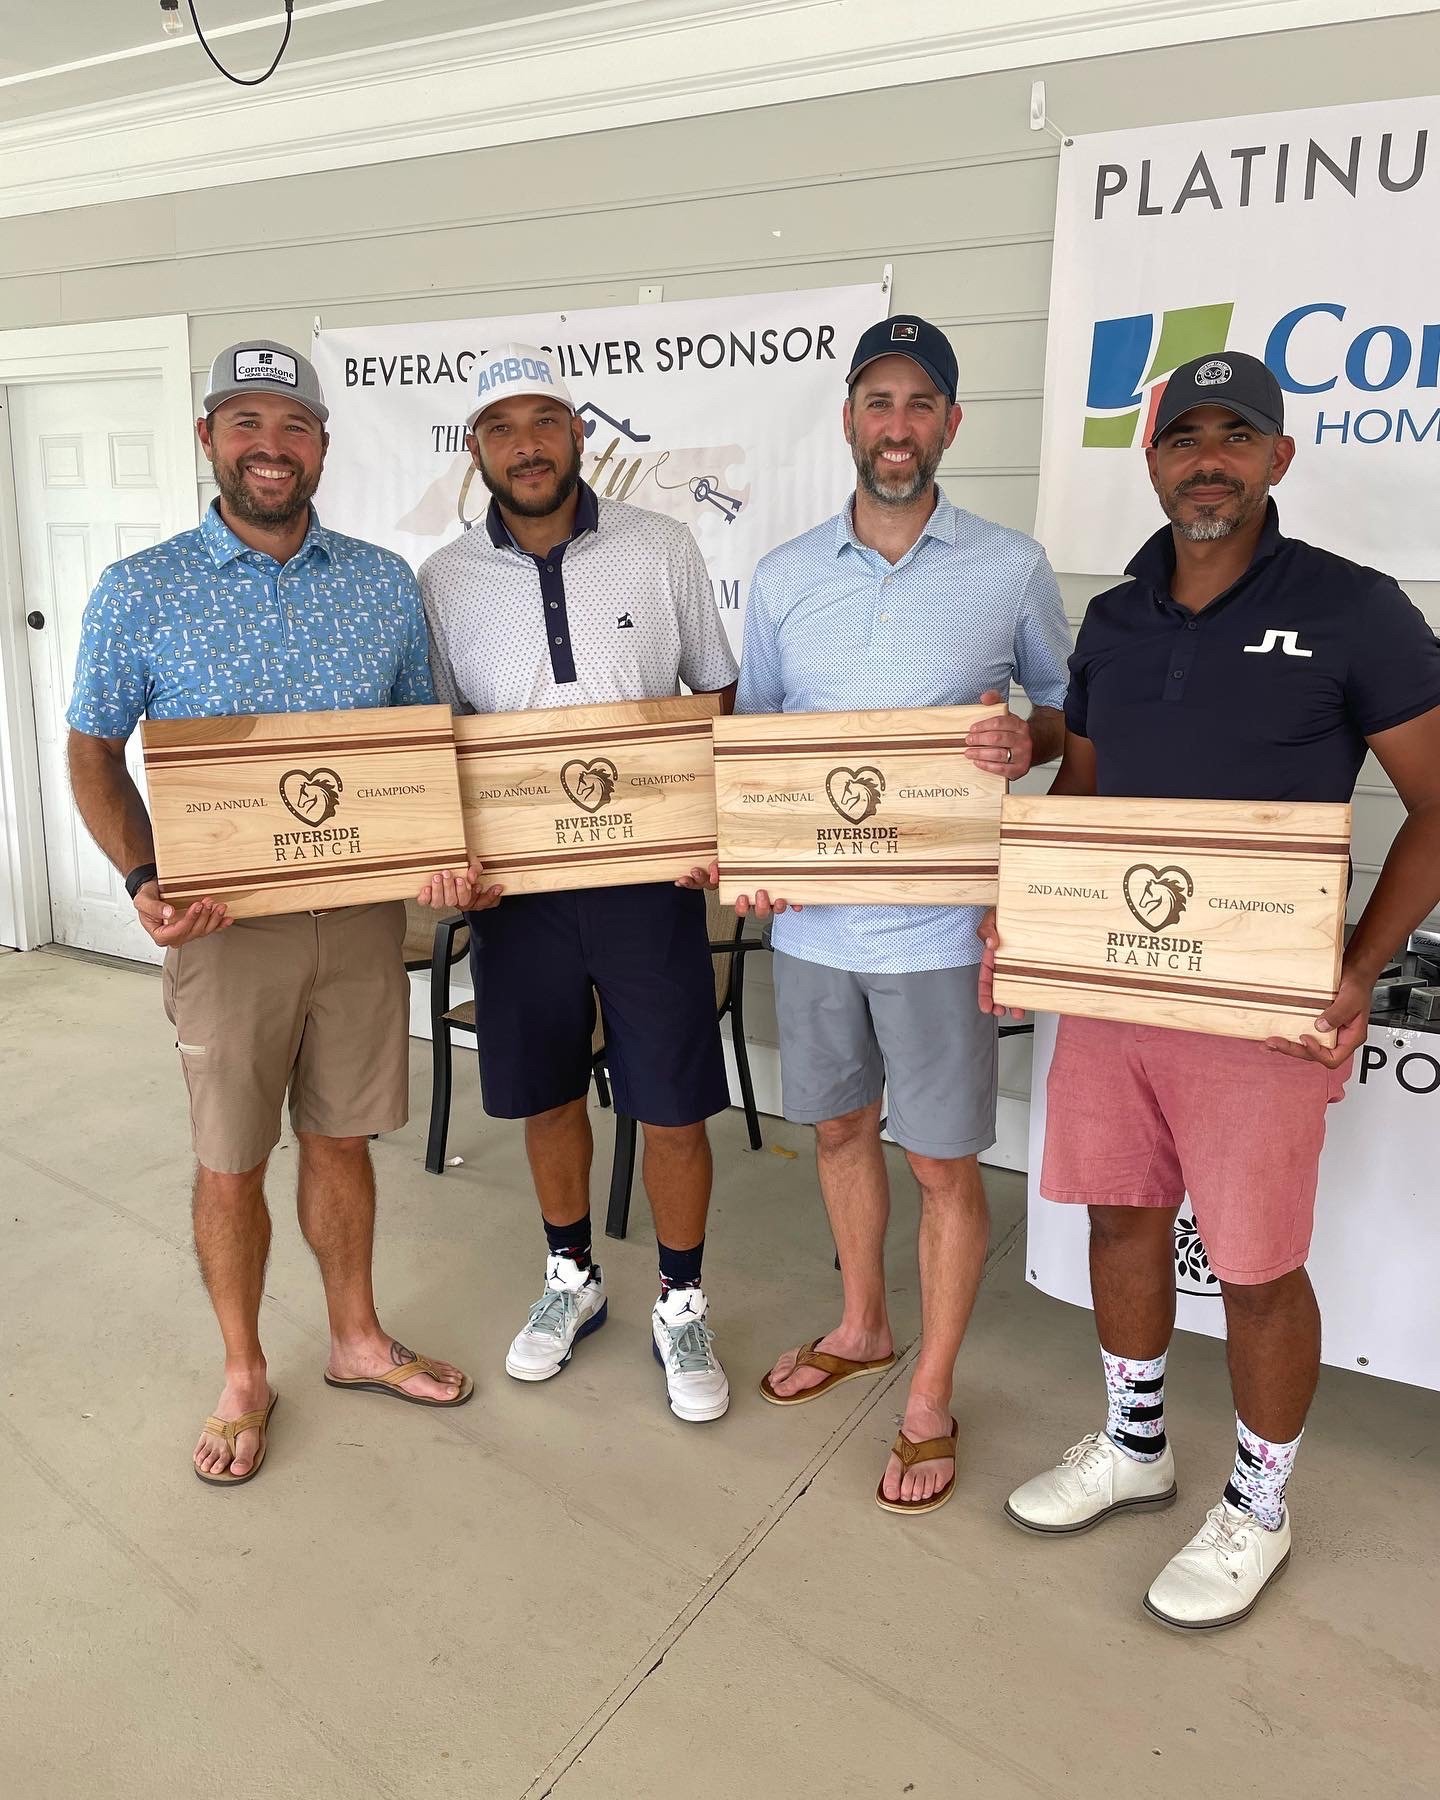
<box><xmin>1005</xmin><ymin>748</ymin><xmax>1013</xmax><ymax>764</ymax></box>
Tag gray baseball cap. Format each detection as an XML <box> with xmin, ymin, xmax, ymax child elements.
<box><xmin>203</xmin><ymin>339</ymin><xmax>329</xmax><ymax>425</ymax></box>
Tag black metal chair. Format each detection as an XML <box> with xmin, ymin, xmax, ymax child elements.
<box><xmin>602</xmin><ymin>893</ymin><xmax>768</xmax><ymax>1239</ymax></box>
<box><xmin>418</xmin><ymin>894</ymin><xmax>768</xmax><ymax>1219</ymax></box>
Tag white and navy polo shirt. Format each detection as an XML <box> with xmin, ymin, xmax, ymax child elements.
<box><xmin>418</xmin><ymin>481</ymin><xmax>737</xmax><ymax>714</ymax></box>
<box><xmin>1068</xmin><ymin>500</ymin><xmax>1440</xmax><ymax>802</ymax></box>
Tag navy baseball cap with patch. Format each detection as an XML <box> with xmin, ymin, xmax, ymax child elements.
<box><xmin>847</xmin><ymin>314</ymin><xmax>958</xmax><ymax>403</ymax></box>
<box><xmin>1151</xmin><ymin>351</ymin><xmax>1284</xmax><ymax>444</ymax></box>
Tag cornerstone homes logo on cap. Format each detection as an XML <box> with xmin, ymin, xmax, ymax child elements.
<box><xmin>235</xmin><ymin>348</ymin><xmax>298</xmax><ymax>388</ymax></box>
<box><xmin>1083</xmin><ymin>303</ymin><xmax>1234</xmax><ymax>448</ymax></box>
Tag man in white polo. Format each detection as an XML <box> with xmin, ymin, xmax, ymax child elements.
<box><xmin>419</xmin><ymin>345</ymin><xmax>739</xmax><ymax>1422</ymax></box>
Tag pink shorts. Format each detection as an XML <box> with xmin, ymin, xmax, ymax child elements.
<box><xmin>1040</xmin><ymin>1016</ymin><xmax>1351</xmax><ymax>1285</ymax></box>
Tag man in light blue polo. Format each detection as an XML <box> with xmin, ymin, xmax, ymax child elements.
<box><xmin>737</xmin><ymin>315</ymin><xmax>1072</xmax><ymax>1515</ymax></box>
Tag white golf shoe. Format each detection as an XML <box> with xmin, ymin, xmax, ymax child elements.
<box><xmin>1143</xmin><ymin>1499</ymin><xmax>1291</xmax><ymax>1630</ymax></box>
<box><xmin>651</xmin><ymin>1286</ymin><xmax>729</xmax><ymax>1422</ymax></box>
<box><xmin>1005</xmin><ymin>1431</ymin><xmax>1177</xmax><ymax>1533</ymax></box>
<box><xmin>504</xmin><ymin>1255</ymin><xmax>608</xmax><ymax>1382</ymax></box>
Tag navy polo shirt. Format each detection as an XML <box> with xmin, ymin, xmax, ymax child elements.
<box><xmin>1066</xmin><ymin>502</ymin><xmax>1440</xmax><ymax>802</ymax></box>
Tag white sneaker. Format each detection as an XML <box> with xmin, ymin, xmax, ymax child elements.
<box><xmin>651</xmin><ymin>1286</ymin><xmax>729</xmax><ymax>1422</ymax></box>
<box><xmin>504</xmin><ymin>1255</ymin><xmax>607</xmax><ymax>1382</ymax></box>
<box><xmin>1005</xmin><ymin>1431</ymin><xmax>1177</xmax><ymax>1534</ymax></box>
<box><xmin>1144</xmin><ymin>1499</ymin><xmax>1291</xmax><ymax>1631</ymax></box>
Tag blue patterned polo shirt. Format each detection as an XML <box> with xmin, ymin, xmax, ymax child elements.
<box><xmin>67</xmin><ymin>500</ymin><xmax>433</xmax><ymax>739</ymax></box>
<box><xmin>736</xmin><ymin>490</ymin><xmax>1072</xmax><ymax>974</ymax></box>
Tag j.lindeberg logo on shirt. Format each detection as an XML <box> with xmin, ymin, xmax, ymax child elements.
<box><xmin>1243</xmin><ymin>629</ymin><xmax>1313</xmax><ymax>658</ymax></box>
<box><xmin>617</xmin><ymin>613</ymin><xmax>635</xmax><ymax>629</ymax></box>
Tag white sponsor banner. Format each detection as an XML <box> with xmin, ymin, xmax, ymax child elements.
<box><xmin>312</xmin><ymin>283</ymin><xmax>886</xmax><ymax>648</ymax></box>
<box><xmin>1025</xmin><ymin>1013</ymin><xmax>1440</xmax><ymax>1394</ymax></box>
<box><xmin>1036</xmin><ymin>95</ymin><xmax>1440</xmax><ymax>578</ymax></box>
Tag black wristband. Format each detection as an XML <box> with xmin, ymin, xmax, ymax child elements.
<box><xmin>124</xmin><ymin>862</ymin><xmax>159</xmax><ymax>899</ymax></box>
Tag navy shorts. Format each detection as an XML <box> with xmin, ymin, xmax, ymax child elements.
<box><xmin>466</xmin><ymin>883</ymin><xmax>730</xmax><ymax>1125</ymax></box>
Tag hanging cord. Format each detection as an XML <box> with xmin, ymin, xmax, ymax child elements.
<box><xmin>184</xmin><ymin>2</ymin><xmax>296</xmax><ymax>87</ymax></box>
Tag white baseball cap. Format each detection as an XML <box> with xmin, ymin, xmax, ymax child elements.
<box><xmin>465</xmin><ymin>342</ymin><xmax>575</xmax><ymax>430</ymax></box>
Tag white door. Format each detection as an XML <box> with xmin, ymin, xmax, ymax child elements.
<box><xmin>10</xmin><ymin>377</ymin><xmax>169</xmax><ymax>963</ymax></box>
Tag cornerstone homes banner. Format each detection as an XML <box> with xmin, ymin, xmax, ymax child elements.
<box><xmin>312</xmin><ymin>283</ymin><xmax>885</xmax><ymax>649</ymax></box>
<box><xmin>1036</xmin><ymin>95</ymin><xmax>1440</xmax><ymax>577</ymax></box>
<box><xmin>1025</xmin><ymin>1015</ymin><xmax>1440</xmax><ymax>1394</ymax></box>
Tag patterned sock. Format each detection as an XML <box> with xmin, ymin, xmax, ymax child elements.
<box><xmin>1224</xmin><ymin>1415</ymin><xmax>1301</xmax><ymax>1531</ymax></box>
<box><xmin>543</xmin><ymin>1212</ymin><xmax>591</xmax><ymax>1272</ymax></box>
<box><xmin>1100</xmin><ymin>1348</ymin><xmax>1168</xmax><ymax>1462</ymax></box>
<box><xmin>657</xmin><ymin>1237</ymin><xmax>704</xmax><ymax>1293</ymax></box>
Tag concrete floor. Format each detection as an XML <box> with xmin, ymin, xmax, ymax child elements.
<box><xmin>1</xmin><ymin>948</ymin><xmax>1437</xmax><ymax>1800</ymax></box>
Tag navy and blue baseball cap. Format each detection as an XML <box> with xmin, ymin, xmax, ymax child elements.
<box><xmin>847</xmin><ymin>314</ymin><xmax>958</xmax><ymax>404</ymax></box>
<box><xmin>1151</xmin><ymin>351</ymin><xmax>1285</xmax><ymax>444</ymax></box>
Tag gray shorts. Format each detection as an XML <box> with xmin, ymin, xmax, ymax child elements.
<box><xmin>772</xmin><ymin>953</ymin><xmax>998</xmax><ymax>1161</ymax></box>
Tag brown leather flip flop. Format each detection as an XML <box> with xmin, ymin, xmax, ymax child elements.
<box><xmin>758</xmin><ymin>1339</ymin><xmax>897</xmax><ymax>1407</ymax></box>
<box><xmin>195</xmin><ymin>1390</ymin><xmax>279</xmax><ymax>1488</ymax></box>
<box><xmin>324</xmin><ymin>1354</ymin><xmax>474</xmax><ymax>1407</ymax></box>
<box><xmin>874</xmin><ymin>1417</ymin><xmax>959</xmax><ymax>1515</ymax></box>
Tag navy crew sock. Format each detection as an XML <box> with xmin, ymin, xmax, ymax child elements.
<box><xmin>657</xmin><ymin>1237</ymin><xmax>704</xmax><ymax>1293</ymax></box>
<box><xmin>543</xmin><ymin>1212</ymin><xmax>592</xmax><ymax>1273</ymax></box>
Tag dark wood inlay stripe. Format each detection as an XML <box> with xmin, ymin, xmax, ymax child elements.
<box><xmin>161</xmin><ymin>848</ymin><xmax>468</xmax><ymax>896</ymax></box>
<box><xmin>478</xmin><ymin>839</ymin><xmax>715</xmax><ymax>871</ymax></box>
<box><xmin>993</xmin><ymin>960</ymin><xmax>1333</xmax><ymax>1012</ymax></box>
<box><xmin>1000</xmin><ymin>827</ymin><xmax>1347</xmax><ymax>857</ymax></box>
<box><xmin>713</xmin><ymin>737</ymin><xmax>971</xmax><ymax>756</ymax></box>
<box><xmin>724</xmin><ymin>862</ymin><xmax>997</xmax><ymax>876</ymax></box>
<box><xmin>145</xmin><ymin>734</ymin><xmax>449</xmax><ymax>765</ymax></box>
<box><xmin>458</xmin><ymin>722</ymin><xmax>711</xmax><ymax>756</ymax></box>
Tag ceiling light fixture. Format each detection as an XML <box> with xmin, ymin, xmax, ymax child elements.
<box><xmin>160</xmin><ymin>2</ymin><xmax>297</xmax><ymax>86</ymax></box>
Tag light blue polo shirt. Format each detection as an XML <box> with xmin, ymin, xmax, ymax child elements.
<box><xmin>736</xmin><ymin>490</ymin><xmax>1072</xmax><ymax>974</ymax></box>
<box><xmin>67</xmin><ymin>500</ymin><xmax>433</xmax><ymax>738</ymax></box>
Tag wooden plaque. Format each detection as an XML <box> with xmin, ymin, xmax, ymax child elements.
<box><xmin>141</xmin><ymin>705</ymin><xmax>467</xmax><ymax>919</ymax></box>
<box><xmin>991</xmin><ymin>795</ymin><xmax>1351</xmax><ymax>1043</ymax></box>
<box><xmin>454</xmin><ymin>695</ymin><xmax>720</xmax><ymax>894</ymax></box>
<box><xmin>712</xmin><ymin>705</ymin><xmax>1006</xmax><ymax>905</ymax></box>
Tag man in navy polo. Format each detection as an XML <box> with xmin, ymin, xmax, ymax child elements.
<box><xmin>992</xmin><ymin>352</ymin><xmax>1440</xmax><ymax>1628</ymax></box>
<box><xmin>419</xmin><ymin>344</ymin><xmax>739</xmax><ymax>1423</ymax></box>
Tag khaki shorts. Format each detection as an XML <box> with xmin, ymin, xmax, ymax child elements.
<box><xmin>161</xmin><ymin>903</ymin><xmax>410</xmax><ymax>1174</ymax></box>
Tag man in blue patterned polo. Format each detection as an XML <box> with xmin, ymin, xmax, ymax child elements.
<box><xmin>735</xmin><ymin>315</ymin><xmax>1072</xmax><ymax>1514</ymax></box>
<box><xmin>66</xmin><ymin>339</ymin><xmax>472</xmax><ymax>1490</ymax></box>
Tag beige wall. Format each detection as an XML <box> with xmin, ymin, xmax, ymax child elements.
<box><xmin>2</xmin><ymin>12</ymin><xmax>1436</xmax><ymax>1089</ymax></box>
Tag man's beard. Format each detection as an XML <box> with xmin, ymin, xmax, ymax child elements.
<box><xmin>483</xmin><ymin>439</ymin><xmax>583</xmax><ymax>519</ymax></box>
<box><xmin>850</xmin><ymin>434</ymin><xmax>943</xmax><ymax>507</ymax></box>
<box><xmin>1162</xmin><ymin>467</ymin><xmax>1271</xmax><ymax>542</ymax></box>
<box><xmin>214</xmin><ymin>453</ymin><xmax>321</xmax><ymax>529</ymax></box>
